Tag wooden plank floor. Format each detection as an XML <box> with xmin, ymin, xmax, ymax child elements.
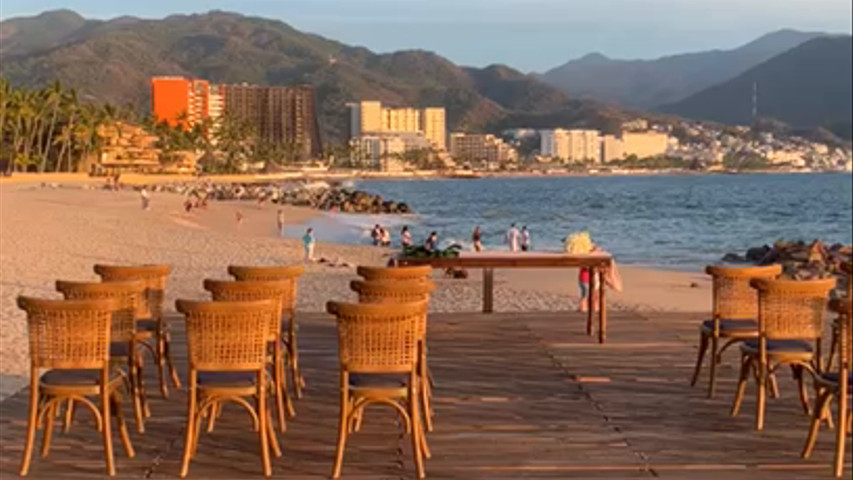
<box><xmin>0</xmin><ymin>309</ymin><xmax>849</xmax><ymax>479</ymax></box>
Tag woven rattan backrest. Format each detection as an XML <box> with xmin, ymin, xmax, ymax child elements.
<box><xmin>56</xmin><ymin>280</ymin><xmax>146</xmax><ymax>342</ymax></box>
<box><xmin>94</xmin><ymin>264</ymin><xmax>171</xmax><ymax>320</ymax></box>
<box><xmin>227</xmin><ymin>265</ymin><xmax>304</xmax><ymax>311</ymax></box>
<box><xmin>18</xmin><ymin>297</ymin><xmax>117</xmax><ymax>370</ymax></box>
<box><xmin>750</xmin><ymin>278</ymin><xmax>836</xmax><ymax>340</ymax></box>
<box><xmin>356</xmin><ymin>266</ymin><xmax>432</xmax><ymax>282</ymax></box>
<box><xmin>843</xmin><ymin>261</ymin><xmax>852</xmax><ymax>298</ymax></box>
<box><xmin>326</xmin><ymin>300</ymin><xmax>426</xmax><ymax>374</ymax></box>
<box><xmin>203</xmin><ymin>279</ymin><xmax>289</xmax><ymax>340</ymax></box>
<box><xmin>176</xmin><ymin>299</ymin><xmax>278</xmax><ymax>371</ymax></box>
<box><xmin>706</xmin><ymin>265</ymin><xmax>783</xmax><ymax>319</ymax></box>
<box><xmin>831</xmin><ymin>298</ymin><xmax>853</xmax><ymax>369</ymax></box>
<box><xmin>350</xmin><ymin>280</ymin><xmax>434</xmax><ymax>339</ymax></box>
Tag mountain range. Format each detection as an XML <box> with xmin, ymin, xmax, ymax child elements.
<box><xmin>2</xmin><ymin>10</ymin><xmax>850</xmax><ymax>142</ymax></box>
<box><xmin>0</xmin><ymin>10</ymin><xmax>641</xmax><ymax>143</ymax></box>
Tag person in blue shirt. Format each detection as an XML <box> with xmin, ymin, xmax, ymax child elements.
<box><xmin>302</xmin><ymin>228</ymin><xmax>315</xmax><ymax>262</ymax></box>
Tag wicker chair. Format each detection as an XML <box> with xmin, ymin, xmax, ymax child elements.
<box><xmin>17</xmin><ymin>297</ymin><xmax>134</xmax><ymax>477</ymax></box>
<box><xmin>356</xmin><ymin>265</ymin><xmax>432</xmax><ymax>282</ymax></box>
<box><xmin>730</xmin><ymin>277</ymin><xmax>836</xmax><ymax>430</ymax></box>
<box><xmin>691</xmin><ymin>264</ymin><xmax>783</xmax><ymax>398</ymax></box>
<box><xmin>175</xmin><ymin>299</ymin><xmax>282</xmax><ymax>478</ymax></box>
<box><xmin>802</xmin><ymin>298</ymin><xmax>852</xmax><ymax>477</ymax></box>
<box><xmin>227</xmin><ymin>265</ymin><xmax>305</xmax><ymax>399</ymax></box>
<box><xmin>326</xmin><ymin>300</ymin><xmax>429</xmax><ymax>479</ymax></box>
<box><xmin>55</xmin><ymin>279</ymin><xmax>149</xmax><ymax>434</ymax></box>
<box><xmin>203</xmin><ymin>279</ymin><xmax>294</xmax><ymax>431</ymax></box>
<box><xmin>827</xmin><ymin>261</ymin><xmax>853</xmax><ymax>371</ymax></box>
<box><xmin>93</xmin><ymin>264</ymin><xmax>178</xmax><ymax>398</ymax></box>
<box><xmin>350</xmin><ymin>279</ymin><xmax>437</xmax><ymax>432</ymax></box>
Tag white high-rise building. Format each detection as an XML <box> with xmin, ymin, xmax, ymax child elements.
<box><xmin>348</xmin><ymin>101</ymin><xmax>446</xmax><ymax>151</ymax></box>
<box><xmin>540</xmin><ymin>129</ymin><xmax>601</xmax><ymax>163</ymax></box>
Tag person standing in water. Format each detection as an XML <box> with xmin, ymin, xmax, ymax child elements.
<box><xmin>505</xmin><ymin>223</ymin><xmax>520</xmax><ymax>252</ymax></box>
<box><xmin>276</xmin><ymin>209</ymin><xmax>285</xmax><ymax>237</ymax></box>
<box><xmin>401</xmin><ymin>226</ymin><xmax>413</xmax><ymax>249</ymax></box>
<box><xmin>302</xmin><ymin>227</ymin><xmax>316</xmax><ymax>262</ymax></box>
<box><xmin>521</xmin><ymin>226</ymin><xmax>531</xmax><ymax>252</ymax></box>
<box><xmin>472</xmin><ymin>226</ymin><xmax>483</xmax><ymax>252</ymax></box>
<box><xmin>425</xmin><ymin>231</ymin><xmax>439</xmax><ymax>252</ymax></box>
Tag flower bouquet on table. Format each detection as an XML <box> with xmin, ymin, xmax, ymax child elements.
<box><xmin>563</xmin><ymin>231</ymin><xmax>623</xmax><ymax>293</ymax></box>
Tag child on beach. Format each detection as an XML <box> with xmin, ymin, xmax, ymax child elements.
<box><xmin>472</xmin><ymin>226</ymin><xmax>483</xmax><ymax>252</ymax></box>
<box><xmin>140</xmin><ymin>187</ymin><xmax>150</xmax><ymax>210</ymax></box>
<box><xmin>302</xmin><ymin>228</ymin><xmax>316</xmax><ymax>262</ymax></box>
<box><xmin>276</xmin><ymin>209</ymin><xmax>285</xmax><ymax>237</ymax></box>
<box><xmin>380</xmin><ymin>228</ymin><xmax>391</xmax><ymax>247</ymax></box>
<box><xmin>401</xmin><ymin>226</ymin><xmax>413</xmax><ymax>249</ymax></box>
<box><xmin>521</xmin><ymin>226</ymin><xmax>531</xmax><ymax>251</ymax></box>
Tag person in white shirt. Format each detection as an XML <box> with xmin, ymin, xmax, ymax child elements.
<box><xmin>521</xmin><ymin>226</ymin><xmax>531</xmax><ymax>251</ymax></box>
<box><xmin>505</xmin><ymin>223</ymin><xmax>520</xmax><ymax>252</ymax></box>
<box><xmin>140</xmin><ymin>187</ymin><xmax>151</xmax><ymax>210</ymax></box>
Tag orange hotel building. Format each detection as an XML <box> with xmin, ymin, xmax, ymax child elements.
<box><xmin>149</xmin><ymin>76</ymin><xmax>217</xmax><ymax>128</ymax></box>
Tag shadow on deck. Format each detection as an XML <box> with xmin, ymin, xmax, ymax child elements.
<box><xmin>0</xmin><ymin>310</ymin><xmax>849</xmax><ymax>479</ymax></box>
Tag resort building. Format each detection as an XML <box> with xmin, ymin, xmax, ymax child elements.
<box><xmin>620</xmin><ymin>131</ymin><xmax>670</xmax><ymax>159</ymax></box>
<box><xmin>540</xmin><ymin>129</ymin><xmax>602</xmax><ymax>163</ymax></box>
<box><xmin>348</xmin><ymin>101</ymin><xmax>447</xmax><ymax>150</ymax></box>
<box><xmin>150</xmin><ymin>76</ymin><xmax>212</xmax><ymax>128</ymax></box>
<box><xmin>449</xmin><ymin>133</ymin><xmax>518</xmax><ymax>165</ymax></box>
<box><xmin>600</xmin><ymin>134</ymin><xmax>624</xmax><ymax>163</ymax></box>
<box><xmin>221</xmin><ymin>84</ymin><xmax>322</xmax><ymax>159</ymax></box>
<box><xmin>349</xmin><ymin>131</ymin><xmax>433</xmax><ymax>171</ymax></box>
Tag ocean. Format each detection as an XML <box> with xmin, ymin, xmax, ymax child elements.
<box><xmin>289</xmin><ymin>173</ymin><xmax>853</xmax><ymax>270</ymax></box>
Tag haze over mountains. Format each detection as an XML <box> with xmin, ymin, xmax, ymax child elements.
<box><xmin>2</xmin><ymin>10</ymin><xmax>850</xmax><ymax>141</ymax></box>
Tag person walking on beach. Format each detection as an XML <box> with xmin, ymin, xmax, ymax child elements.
<box><xmin>302</xmin><ymin>227</ymin><xmax>316</xmax><ymax>262</ymax></box>
<box><xmin>276</xmin><ymin>209</ymin><xmax>285</xmax><ymax>237</ymax></box>
<box><xmin>380</xmin><ymin>227</ymin><xmax>391</xmax><ymax>247</ymax></box>
<box><xmin>371</xmin><ymin>224</ymin><xmax>381</xmax><ymax>246</ymax></box>
<box><xmin>140</xmin><ymin>187</ymin><xmax>151</xmax><ymax>210</ymax></box>
<box><xmin>401</xmin><ymin>226</ymin><xmax>413</xmax><ymax>249</ymax></box>
<box><xmin>425</xmin><ymin>231</ymin><xmax>439</xmax><ymax>252</ymax></box>
<box><xmin>521</xmin><ymin>226</ymin><xmax>531</xmax><ymax>252</ymax></box>
<box><xmin>505</xmin><ymin>223</ymin><xmax>520</xmax><ymax>252</ymax></box>
<box><xmin>472</xmin><ymin>226</ymin><xmax>483</xmax><ymax>252</ymax></box>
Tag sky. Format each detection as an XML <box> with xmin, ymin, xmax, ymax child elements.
<box><xmin>2</xmin><ymin>0</ymin><xmax>852</xmax><ymax>71</ymax></box>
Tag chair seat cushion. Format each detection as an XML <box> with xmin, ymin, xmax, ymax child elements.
<box><xmin>110</xmin><ymin>341</ymin><xmax>130</xmax><ymax>357</ymax></box>
<box><xmin>702</xmin><ymin>319</ymin><xmax>757</xmax><ymax>333</ymax></box>
<box><xmin>349</xmin><ymin>373</ymin><xmax>408</xmax><ymax>388</ymax></box>
<box><xmin>137</xmin><ymin>319</ymin><xmax>158</xmax><ymax>331</ymax></box>
<box><xmin>41</xmin><ymin>369</ymin><xmax>122</xmax><ymax>386</ymax></box>
<box><xmin>742</xmin><ymin>339</ymin><xmax>814</xmax><ymax>354</ymax></box>
<box><xmin>198</xmin><ymin>372</ymin><xmax>257</xmax><ymax>387</ymax></box>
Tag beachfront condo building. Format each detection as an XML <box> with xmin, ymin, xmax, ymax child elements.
<box><xmin>221</xmin><ymin>84</ymin><xmax>322</xmax><ymax>159</ymax></box>
<box><xmin>540</xmin><ymin>129</ymin><xmax>602</xmax><ymax>163</ymax></box>
<box><xmin>150</xmin><ymin>76</ymin><xmax>322</xmax><ymax>159</ymax></box>
<box><xmin>449</xmin><ymin>133</ymin><xmax>518</xmax><ymax>165</ymax></box>
<box><xmin>620</xmin><ymin>131</ymin><xmax>670</xmax><ymax>159</ymax></box>
<box><xmin>150</xmin><ymin>76</ymin><xmax>213</xmax><ymax>128</ymax></box>
<box><xmin>348</xmin><ymin>101</ymin><xmax>447</xmax><ymax>150</ymax></box>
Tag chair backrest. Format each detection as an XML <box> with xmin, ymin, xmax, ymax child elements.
<box><xmin>326</xmin><ymin>301</ymin><xmax>426</xmax><ymax>374</ymax></box>
<box><xmin>842</xmin><ymin>261</ymin><xmax>852</xmax><ymax>298</ymax></box>
<box><xmin>705</xmin><ymin>264</ymin><xmax>783</xmax><ymax>320</ymax></box>
<box><xmin>17</xmin><ymin>297</ymin><xmax>117</xmax><ymax>370</ymax></box>
<box><xmin>94</xmin><ymin>264</ymin><xmax>171</xmax><ymax>320</ymax></box>
<box><xmin>350</xmin><ymin>280</ymin><xmax>434</xmax><ymax>339</ymax></box>
<box><xmin>356</xmin><ymin>266</ymin><xmax>432</xmax><ymax>282</ymax></box>
<box><xmin>750</xmin><ymin>278</ymin><xmax>836</xmax><ymax>340</ymax></box>
<box><xmin>56</xmin><ymin>279</ymin><xmax>146</xmax><ymax>342</ymax></box>
<box><xmin>830</xmin><ymin>298</ymin><xmax>853</xmax><ymax>373</ymax></box>
<box><xmin>202</xmin><ymin>279</ymin><xmax>290</xmax><ymax>341</ymax></box>
<box><xmin>227</xmin><ymin>265</ymin><xmax>304</xmax><ymax>312</ymax></box>
<box><xmin>175</xmin><ymin>299</ymin><xmax>278</xmax><ymax>372</ymax></box>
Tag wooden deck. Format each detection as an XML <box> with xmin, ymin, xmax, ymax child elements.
<box><xmin>0</xmin><ymin>309</ymin><xmax>850</xmax><ymax>479</ymax></box>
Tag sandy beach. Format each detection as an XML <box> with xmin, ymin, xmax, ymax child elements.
<box><xmin>0</xmin><ymin>182</ymin><xmax>710</xmax><ymax>395</ymax></box>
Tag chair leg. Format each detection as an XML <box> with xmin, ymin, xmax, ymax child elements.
<box><xmin>420</xmin><ymin>360</ymin><xmax>434</xmax><ymax>433</ymax></box>
<box><xmin>205</xmin><ymin>402</ymin><xmax>218</xmax><ymax>433</ymax></box>
<box><xmin>111</xmin><ymin>391</ymin><xmax>135</xmax><ymax>458</ymax></box>
<box><xmin>165</xmin><ymin>331</ymin><xmax>181</xmax><ymax>389</ymax></box>
<box><xmin>129</xmin><ymin>356</ymin><xmax>145</xmax><ymax>434</ymax></box>
<box><xmin>257</xmin><ymin>377</ymin><xmax>272</xmax><ymax>477</ymax></box>
<box><xmin>19</xmin><ymin>379</ymin><xmax>39</xmax><ymax>476</ymax></box>
<box><xmin>332</xmin><ymin>387</ymin><xmax>349</xmax><ymax>479</ymax></box>
<box><xmin>156</xmin><ymin>334</ymin><xmax>169</xmax><ymax>398</ymax></box>
<box><xmin>40</xmin><ymin>402</ymin><xmax>56</xmax><ymax>457</ymax></box>
<box><xmin>708</xmin><ymin>336</ymin><xmax>720</xmax><ymax>398</ymax></box>
<box><xmin>62</xmin><ymin>399</ymin><xmax>75</xmax><ymax>433</ymax></box>
<box><xmin>690</xmin><ymin>331</ymin><xmax>708</xmax><ymax>387</ymax></box>
<box><xmin>793</xmin><ymin>365</ymin><xmax>811</xmax><ymax>415</ymax></box>
<box><xmin>266</xmin><ymin>407</ymin><xmax>282</xmax><ymax>458</ymax></box>
<box><xmin>273</xmin><ymin>351</ymin><xmax>287</xmax><ymax>432</ymax></box>
<box><xmin>756</xmin><ymin>362</ymin><xmax>767</xmax><ymax>431</ymax></box>
<box><xmin>409</xmin><ymin>384</ymin><xmax>426</xmax><ymax>479</ymax></box>
<box><xmin>180</xmin><ymin>378</ymin><xmax>197</xmax><ymax>478</ymax></box>
<box><xmin>769</xmin><ymin>372</ymin><xmax>780</xmax><ymax>399</ymax></box>
<box><xmin>101</xmin><ymin>385</ymin><xmax>116</xmax><ymax>476</ymax></box>
<box><xmin>290</xmin><ymin>330</ymin><xmax>303</xmax><ymax>399</ymax></box>
<box><xmin>803</xmin><ymin>390</ymin><xmax>832</xmax><ymax>458</ymax></box>
<box><xmin>136</xmin><ymin>352</ymin><xmax>151</xmax><ymax>419</ymax></box>
<box><xmin>731</xmin><ymin>355</ymin><xmax>751</xmax><ymax>416</ymax></box>
<box><xmin>834</xmin><ymin>389</ymin><xmax>848</xmax><ymax>477</ymax></box>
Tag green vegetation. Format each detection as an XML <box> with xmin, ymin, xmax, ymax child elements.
<box><xmin>607</xmin><ymin>155</ymin><xmax>700</xmax><ymax>170</ymax></box>
<box><xmin>722</xmin><ymin>152</ymin><xmax>770</xmax><ymax>170</ymax></box>
<box><xmin>402</xmin><ymin>244</ymin><xmax>462</xmax><ymax>258</ymax></box>
<box><xmin>0</xmin><ymin>78</ymin><xmax>131</xmax><ymax>174</ymax></box>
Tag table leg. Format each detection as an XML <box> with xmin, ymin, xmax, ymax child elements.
<box><xmin>586</xmin><ymin>268</ymin><xmax>595</xmax><ymax>336</ymax></box>
<box><xmin>599</xmin><ymin>266</ymin><xmax>607</xmax><ymax>344</ymax></box>
<box><xmin>483</xmin><ymin>268</ymin><xmax>494</xmax><ymax>314</ymax></box>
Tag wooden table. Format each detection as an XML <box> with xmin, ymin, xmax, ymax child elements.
<box><xmin>395</xmin><ymin>252</ymin><xmax>614</xmax><ymax>343</ymax></box>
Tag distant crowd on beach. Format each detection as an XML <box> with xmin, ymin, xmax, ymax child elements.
<box><xmin>366</xmin><ymin>223</ymin><xmax>533</xmax><ymax>253</ymax></box>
